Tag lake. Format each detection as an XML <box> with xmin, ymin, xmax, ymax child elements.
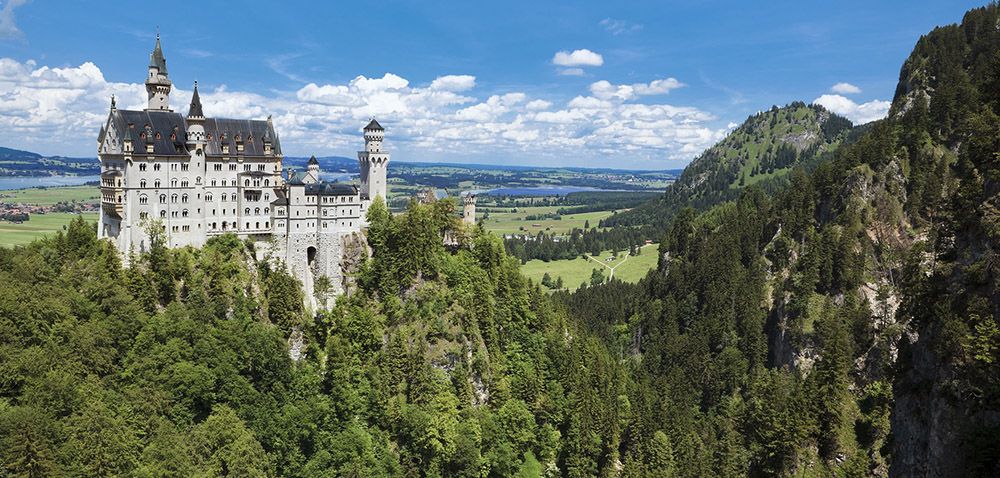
<box><xmin>0</xmin><ymin>175</ymin><xmax>101</xmax><ymax>191</ymax></box>
<box><xmin>478</xmin><ymin>186</ymin><xmax>629</xmax><ymax>196</ymax></box>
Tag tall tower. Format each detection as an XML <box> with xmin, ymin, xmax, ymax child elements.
<box><xmin>145</xmin><ymin>34</ymin><xmax>172</xmax><ymax>111</ymax></box>
<box><xmin>186</xmin><ymin>81</ymin><xmax>206</xmax><ymax>146</ymax></box>
<box><xmin>462</xmin><ymin>193</ymin><xmax>477</xmax><ymax>225</ymax></box>
<box><xmin>358</xmin><ymin>119</ymin><xmax>390</xmax><ymax>202</ymax></box>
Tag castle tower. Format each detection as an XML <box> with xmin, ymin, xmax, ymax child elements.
<box><xmin>145</xmin><ymin>34</ymin><xmax>172</xmax><ymax>111</ymax></box>
<box><xmin>307</xmin><ymin>155</ymin><xmax>321</xmax><ymax>181</ymax></box>
<box><xmin>358</xmin><ymin>119</ymin><xmax>389</xmax><ymax>203</ymax></box>
<box><xmin>185</xmin><ymin>81</ymin><xmax>206</xmax><ymax>147</ymax></box>
<box><xmin>462</xmin><ymin>193</ymin><xmax>477</xmax><ymax>224</ymax></box>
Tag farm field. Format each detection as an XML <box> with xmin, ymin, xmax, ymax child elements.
<box><xmin>0</xmin><ymin>212</ymin><xmax>99</xmax><ymax>247</ymax></box>
<box><xmin>480</xmin><ymin>206</ymin><xmax>615</xmax><ymax>236</ymax></box>
<box><xmin>0</xmin><ymin>185</ymin><xmax>99</xmax><ymax>206</ymax></box>
<box><xmin>519</xmin><ymin>243</ymin><xmax>659</xmax><ymax>291</ymax></box>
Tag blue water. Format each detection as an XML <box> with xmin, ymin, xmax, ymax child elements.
<box><xmin>479</xmin><ymin>186</ymin><xmax>622</xmax><ymax>196</ymax></box>
<box><xmin>0</xmin><ymin>175</ymin><xmax>101</xmax><ymax>190</ymax></box>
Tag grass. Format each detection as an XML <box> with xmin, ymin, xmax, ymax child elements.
<box><xmin>481</xmin><ymin>206</ymin><xmax>615</xmax><ymax>236</ymax></box>
<box><xmin>0</xmin><ymin>212</ymin><xmax>99</xmax><ymax>247</ymax></box>
<box><xmin>0</xmin><ymin>185</ymin><xmax>99</xmax><ymax>206</ymax></box>
<box><xmin>520</xmin><ymin>244</ymin><xmax>660</xmax><ymax>291</ymax></box>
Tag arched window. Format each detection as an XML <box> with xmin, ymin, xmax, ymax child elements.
<box><xmin>181</xmin><ymin>180</ymin><xmax>189</xmax><ymax>187</ymax></box>
<box><xmin>212</xmin><ymin>222</ymin><xmax>217</xmax><ymax>230</ymax></box>
<box><xmin>181</xmin><ymin>194</ymin><xmax>188</xmax><ymax>203</ymax></box>
<box><xmin>182</xmin><ymin>209</ymin><xmax>188</xmax><ymax>218</ymax></box>
<box><xmin>159</xmin><ymin>194</ymin><xmax>166</xmax><ymax>204</ymax></box>
<box><xmin>264</xmin><ymin>179</ymin><xmax>269</xmax><ymax>187</ymax></box>
<box><xmin>245</xmin><ymin>179</ymin><xmax>250</xmax><ymax>187</ymax></box>
<box><xmin>221</xmin><ymin>194</ymin><xmax>227</xmax><ymax>202</ymax></box>
<box><xmin>231</xmin><ymin>193</ymin><xmax>237</xmax><ymax>201</ymax></box>
<box><xmin>139</xmin><ymin>194</ymin><xmax>148</xmax><ymax>205</ymax></box>
<box><xmin>196</xmin><ymin>176</ymin><xmax>201</xmax><ymax>185</ymax></box>
<box><xmin>206</xmin><ymin>194</ymin><xmax>213</xmax><ymax>201</ymax></box>
<box><xmin>255</xmin><ymin>222</ymin><xmax>260</xmax><ymax>229</ymax></box>
<box><xmin>264</xmin><ymin>207</ymin><xmax>269</xmax><ymax>214</ymax></box>
<box><xmin>139</xmin><ymin>163</ymin><xmax>147</xmax><ymax>171</ymax></box>
<box><xmin>244</xmin><ymin>207</ymin><xmax>250</xmax><ymax>215</ymax></box>
<box><xmin>154</xmin><ymin>179</ymin><xmax>161</xmax><ymax>188</ymax></box>
<box><xmin>211</xmin><ymin>179</ymin><xmax>217</xmax><ymax>187</ymax></box>
<box><xmin>254</xmin><ymin>208</ymin><xmax>260</xmax><ymax>215</ymax></box>
<box><xmin>139</xmin><ymin>179</ymin><xmax>146</xmax><ymax>188</ymax></box>
<box><xmin>171</xmin><ymin>178</ymin><xmax>177</xmax><ymax>187</ymax></box>
<box><xmin>171</xmin><ymin>194</ymin><xmax>178</xmax><ymax>203</ymax></box>
<box><xmin>265</xmin><ymin>221</ymin><xmax>269</xmax><ymax>228</ymax></box>
<box><xmin>154</xmin><ymin>163</ymin><xmax>161</xmax><ymax>171</ymax></box>
<box><xmin>160</xmin><ymin>210</ymin><xmax>166</xmax><ymax>218</ymax></box>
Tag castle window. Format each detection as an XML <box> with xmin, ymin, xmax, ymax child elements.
<box><xmin>244</xmin><ymin>164</ymin><xmax>251</xmax><ymax>172</ymax></box>
<box><xmin>140</xmin><ymin>179</ymin><xmax>147</xmax><ymax>188</ymax></box>
<box><xmin>171</xmin><ymin>164</ymin><xmax>177</xmax><ymax>171</ymax></box>
<box><xmin>154</xmin><ymin>179</ymin><xmax>161</xmax><ymax>188</ymax></box>
<box><xmin>257</xmin><ymin>164</ymin><xmax>265</xmax><ymax>171</ymax></box>
<box><xmin>264</xmin><ymin>207</ymin><xmax>269</xmax><ymax>214</ymax></box>
<box><xmin>264</xmin><ymin>179</ymin><xmax>269</xmax><ymax>187</ymax></box>
<box><xmin>231</xmin><ymin>193</ymin><xmax>236</xmax><ymax>201</ymax></box>
<box><xmin>172</xmin><ymin>211</ymin><xmax>178</xmax><ymax>218</ymax></box>
<box><xmin>255</xmin><ymin>222</ymin><xmax>260</xmax><ymax>229</ymax></box>
<box><xmin>229</xmin><ymin>164</ymin><xmax>237</xmax><ymax>171</ymax></box>
<box><xmin>154</xmin><ymin>164</ymin><xmax>161</xmax><ymax>171</ymax></box>
<box><xmin>181</xmin><ymin>180</ymin><xmax>189</xmax><ymax>188</ymax></box>
<box><xmin>140</xmin><ymin>212</ymin><xmax>148</xmax><ymax>219</ymax></box>
<box><xmin>139</xmin><ymin>163</ymin><xmax>147</xmax><ymax>171</ymax></box>
<box><xmin>171</xmin><ymin>179</ymin><xmax>177</xmax><ymax>187</ymax></box>
<box><xmin>171</xmin><ymin>194</ymin><xmax>178</xmax><ymax>203</ymax></box>
<box><xmin>159</xmin><ymin>194</ymin><xmax>166</xmax><ymax>204</ymax></box>
<box><xmin>139</xmin><ymin>194</ymin><xmax>148</xmax><ymax>205</ymax></box>
<box><xmin>160</xmin><ymin>210</ymin><xmax>166</xmax><ymax>218</ymax></box>
<box><xmin>221</xmin><ymin>194</ymin><xmax>227</xmax><ymax>202</ymax></box>
<box><xmin>245</xmin><ymin>179</ymin><xmax>250</xmax><ymax>187</ymax></box>
<box><xmin>181</xmin><ymin>163</ymin><xmax>189</xmax><ymax>171</ymax></box>
<box><xmin>212</xmin><ymin>222</ymin><xmax>217</xmax><ymax>229</ymax></box>
<box><xmin>182</xmin><ymin>194</ymin><xmax>188</xmax><ymax>203</ymax></box>
<box><xmin>206</xmin><ymin>194</ymin><xmax>213</xmax><ymax>201</ymax></box>
<box><xmin>182</xmin><ymin>209</ymin><xmax>188</xmax><ymax>218</ymax></box>
<box><xmin>255</xmin><ymin>208</ymin><xmax>260</xmax><ymax>215</ymax></box>
<box><xmin>214</xmin><ymin>164</ymin><xmax>222</xmax><ymax>171</ymax></box>
<box><xmin>264</xmin><ymin>193</ymin><xmax>270</xmax><ymax>201</ymax></box>
<box><xmin>245</xmin><ymin>208</ymin><xmax>250</xmax><ymax>215</ymax></box>
<box><xmin>211</xmin><ymin>179</ymin><xmax>217</xmax><ymax>186</ymax></box>
<box><xmin>265</xmin><ymin>221</ymin><xmax>269</xmax><ymax>228</ymax></box>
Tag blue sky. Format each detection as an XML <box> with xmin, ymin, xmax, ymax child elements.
<box><xmin>0</xmin><ymin>0</ymin><xmax>988</xmax><ymax>169</ymax></box>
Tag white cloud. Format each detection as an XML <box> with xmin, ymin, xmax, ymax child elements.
<box><xmin>0</xmin><ymin>56</ymin><xmax>723</xmax><ymax>167</ymax></box>
<box><xmin>813</xmin><ymin>94</ymin><xmax>889</xmax><ymax>124</ymax></box>
<box><xmin>590</xmin><ymin>78</ymin><xmax>685</xmax><ymax>101</ymax></box>
<box><xmin>429</xmin><ymin>74</ymin><xmax>476</xmax><ymax>92</ymax></box>
<box><xmin>830</xmin><ymin>82</ymin><xmax>862</xmax><ymax>95</ymax></box>
<box><xmin>0</xmin><ymin>0</ymin><xmax>28</xmax><ymax>39</ymax></box>
<box><xmin>557</xmin><ymin>68</ymin><xmax>585</xmax><ymax>76</ymax></box>
<box><xmin>599</xmin><ymin>18</ymin><xmax>643</xmax><ymax>35</ymax></box>
<box><xmin>552</xmin><ymin>49</ymin><xmax>604</xmax><ymax>67</ymax></box>
<box><xmin>525</xmin><ymin>99</ymin><xmax>551</xmax><ymax>111</ymax></box>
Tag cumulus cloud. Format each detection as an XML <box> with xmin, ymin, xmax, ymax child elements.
<box><xmin>0</xmin><ymin>0</ymin><xmax>28</xmax><ymax>39</ymax></box>
<box><xmin>557</xmin><ymin>68</ymin><xmax>585</xmax><ymax>76</ymax></box>
<box><xmin>599</xmin><ymin>18</ymin><xmax>642</xmax><ymax>35</ymax></box>
<box><xmin>0</xmin><ymin>56</ymin><xmax>724</xmax><ymax>167</ymax></box>
<box><xmin>830</xmin><ymin>82</ymin><xmax>862</xmax><ymax>95</ymax></box>
<box><xmin>590</xmin><ymin>78</ymin><xmax>685</xmax><ymax>101</ymax></box>
<box><xmin>813</xmin><ymin>94</ymin><xmax>889</xmax><ymax>124</ymax></box>
<box><xmin>552</xmin><ymin>49</ymin><xmax>604</xmax><ymax>67</ymax></box>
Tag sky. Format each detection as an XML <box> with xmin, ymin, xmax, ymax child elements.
<box><xmin>0</xmin><ymin>1</ymin><xmax>989</xmax><ymax>169</ymax></box>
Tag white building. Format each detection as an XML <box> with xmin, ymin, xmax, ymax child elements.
<box><xmin>96</xmin><ymin>36</ymin><xmax>389</xmax><ymax>302</ymax></box>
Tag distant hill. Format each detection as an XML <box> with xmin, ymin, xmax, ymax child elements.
<box><xmin>602</xmin><ymin>101</ymin><xmax>861</xmax><ymax>228</ymax></box>
<box><xmin>0</xmin><ymin>146</ymin><xmax>97</xmax><ymax>177</ymax></box>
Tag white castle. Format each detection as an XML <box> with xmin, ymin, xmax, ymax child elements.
<box><xmin>96</xmin><ymin>36</ymin><xmax>389</xmax><ymax>302</ymax></box>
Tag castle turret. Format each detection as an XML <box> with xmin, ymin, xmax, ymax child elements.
<box><xmin>307</xmin><ymin>155</ymin><xmax>320</xmax><ymax>180</ymax></box>
<box><xmin>462</xmin><ymin>193</ymin><xmax>477</xmax><ymax>225</ymax></box>
<box><xmin>185</xmin><ymin>81</ymin><xmax>206</xmax><ymax>147</ymax></box>
<box><xmin>145</xmin><ymin>34</ymin><xmax>172</xmax><ymax>111</ymax></box>
<box><xmin>358</xmin><ymin>119</ymin><xmax>389</xmax><ymax>203</ymax></box>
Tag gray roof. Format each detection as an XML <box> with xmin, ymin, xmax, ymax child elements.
<box><xmin>287</xmin><ymin>171</ymin><xmax>311</xmax><ymax>185</ymax></box>
<box><xmin>364</xmin><ymin>119</ymin><xmax>383</xmax><ymax>131</ymax></box>
<box><xmin>188</xmin><ymin>83</ymin><xmax>204</xmax><ymax>118</ymax></box>
<box><xmin>104</xmin><ymin>109</ymin><xmax>281</xmax><ymax>157</ymax></box>
<box><xmin>271</xmin><ymin>197</ymin><xmax>289</xmax><ymax>206</ymax></box>
<box><xmin>307</xmin><ymin>155</ymin><xmax>318</xmax><ymax>165</ymax></box>
<box><xmin>149</xmin><ymin>36</ymin><xmax>167</xmax><ymax>74</ymax></box>
<box><xmin>304</xmin><ymin>182</ymin><xmax>357</xmax><ymax>196</ymax></box>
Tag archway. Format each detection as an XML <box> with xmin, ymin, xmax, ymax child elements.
<box><xmin>307</xmin><ymin>246</ymin><xmax>317</xmax><ymax>269</ymax></box>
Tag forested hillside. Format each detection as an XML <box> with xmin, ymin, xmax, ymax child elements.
<box><xmin>602</xmin><ymin>102</ymin><xmax>857</xmax><ymax>230</ymax></box>
<box><xmin>562</xmin><ymin>4</ymin><xmax>1000</xmax><ymax>477</ymax></box>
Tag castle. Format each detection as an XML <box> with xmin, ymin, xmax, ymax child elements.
<box><xmin>96</xmin><ymin>36</ymin><xmax>389</xmax><ymax>303</ymax></box>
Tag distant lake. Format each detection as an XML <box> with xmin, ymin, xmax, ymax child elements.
<box><xmin>0</xmin><ymin>175</ymin><xmax>100</xmax><ymax>191</ymax></box>
<box><xmin>480</xmin><ymin>186</ymin><xmax>627</xmax><ymax>196</ymax></box>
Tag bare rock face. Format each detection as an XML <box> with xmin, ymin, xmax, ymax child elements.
<box><xmin>340</xmin><ymin>232</ymin><xmax>369</xmax><ymax>295</ymax></box>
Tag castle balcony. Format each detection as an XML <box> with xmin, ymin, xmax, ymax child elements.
<box><xmin>100</xmin><ymin>171</ymin><xmax>125</xmax><ymax>218</ymax></box>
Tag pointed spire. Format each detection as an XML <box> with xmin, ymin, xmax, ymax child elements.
<box><xmin>110</xmin><ymin>94</ymin><xmax>116</xmax><ymax>111</ymax></box>
<box><xmin>149</xmin><ymin>32</ymin><xmax>168</xmax><ymax>75</ymax></box>
<box><xmin>364</xmin><ymin>118</ymin><xmax>384</xmax><ymax>131</ymax></box>
<box><xmin>308</xmin><ymin>155</ymin><xmax>319</xmax><ymax>165</ymax></box>
<box><xmin>188</xmin><ymin>81</ymin><xmax>204</xmax><ymax>118</ymax></box>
